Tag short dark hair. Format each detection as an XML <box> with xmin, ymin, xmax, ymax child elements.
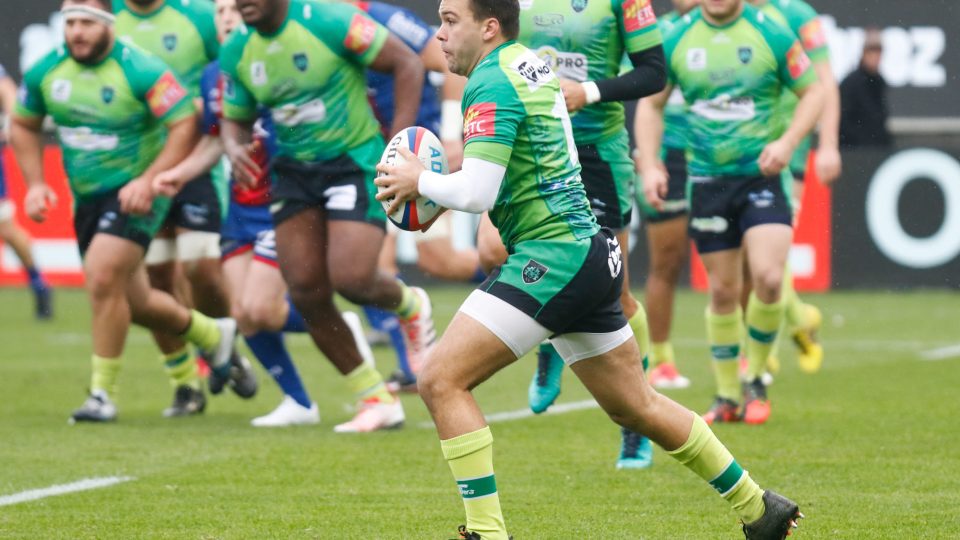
<box><xmin>470</xmin><ymin>0</ymin><xmax>520</xmax><ymax>40</ymax></box>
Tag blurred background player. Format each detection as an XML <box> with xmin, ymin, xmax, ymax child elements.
<box><xmin>633</xmin><ymin>0</ymin><xmax>699</xmax><ymax>391</ymax></box>
<box><xmin>220</xmin><ymin>0</ymin><xmax>433</xmax><ymax>432</ymax></box>
<box><xmin>352</xmin><ymin>0</ymin><xmax>480</xmax><ymax>393</ymax></box>
<box><xmin>11</xmin><ymin>0</ymin><xmax>250</xmax><ymax>422</ymax></box>
<box><xmin>0</xmin><ymin>62</ymin><xmax>52</xmax><ymax>320</ymax></box>
<box><xmin>743</xmin><ymin>0</ymin><xmax>842</xmax><ymax>377</ymax></box>
<box><xmin>638</xmin><ymin>0</ymin><xmax>824</xmax><ymax>426</ymax></box>
<box><xmin>153</xmin><ymin>0</ymin><xmax>321</xmax><ymax>426</ymax></box>
<box><xmin>506</xmin><ymin>0</ymin><xmax>668</xmax><ymax>469</ymax></box>
<box><xmin>113</xmin><ymin>0</ymin><xmax>237</xmax><ymax>394</ymax></box>
<box><xmin>840</xmin><ymin>28</ymin><xmax>891</xmax><ymax>149</ymax></box>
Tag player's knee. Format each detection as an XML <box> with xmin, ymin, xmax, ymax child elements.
<box><xmin>416</xmin><ymin>362</ymin><xmax>456</xmax><ymax>408</ymax></box>
<box><xmin>752</xmin><ymin>268</ymin><xmax>784</xmax><ymax>301</ymax></box>
<box><xmin>86</xmin><ymin>267</ymin><xmax>125</xmax><ymax>300</ymax></box>
<box><xmin>710</xmin><ymin>284</ymin><xmax>741</xmax><ymax>311</ymax></box>
<box><xmin>287</xmin><ymin>285</ymin><xmax>334</xmax><ymax>315</ymax></box>
<box><xmin>240</xmin><ymin>301</ymin><xmax>281</xmax><ymax>333</ymax></box>
<box><xmin>331</xmin><ymin>270</ymin><xmax>377</xmax><ymax>305</ymax></box>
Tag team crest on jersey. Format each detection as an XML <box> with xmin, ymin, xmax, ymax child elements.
<box><xmin>344</xmin><ymin>13</ymin><xmax>378</xmax><ymax>55</ymax></box>
<box><xmin>463</xmin><ymin>102</ymin><xmax>496</xmax><ymax>142</ymax></box>
<box><xmin>522</xmin><ymin>260</ymin><xmax>549</xmax><ymax>284</ymax></box>
<box><xmin>101</xmin><ymin>86</ymin><xmax>115</xmax><ymax>104</ymax></box>
<box><xmin>738</xmin><ymin>46</ymin><xmax>753</xmax><ymax>65</ymax></box>
<box><xmin>293</xmin><ymin>53</ymin><xmax>308</xmax><ymax>72</ymax></box>
<box><xmin>571</xmin><ymin>0</ymin><xmax>587</xmax><ymax>12</ymax></box>
<box><xmin>162</xmin><ymin>33</ymin><xmax>177</xmax><ymax>52</ymax></box>
<box><xmin>622</xmin><ymin>0</ymin><xmax>657</xmax><ymax>32</ymax></box>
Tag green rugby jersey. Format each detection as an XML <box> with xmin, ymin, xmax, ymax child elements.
<box><xmin>16</xmin><ymin>41</ymin><xmax>195</xmax><ymax>201</ymax></box>
<box><xmin>517</xmin><ymin>0</ymin><xmax>662</xmax><ymax>145</ymax></box>
<box><xmin>114</xmin><ymin>0</ymin><xmax>218</xmax><ymax>96</ymax></box>
<box><xmin>220</xmin><ymin>0</ymin><xmax>388</xmax><ymax>162</ymax></box>
<box><xmin>659</xmin><ymin>10</ymin><xmax>688</xmax><ymax>151</ymax></box>
<box><xmin>663</xmin><ymin>5</ymin><xmax>816</xmax><ymax>178</ymax></box>
<box><xmin>462</xmin><ymin>42</ymin><xmax>599</xmax><ymax>249</ymax></box>
<box><xmin>755</xmin><ymin>0</ymin><xmax>830</xmax><ymax>138</ymax></box>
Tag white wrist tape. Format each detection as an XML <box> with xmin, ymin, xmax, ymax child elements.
<box><xmin>581</xmin><ymin>81</ymin><xmax>602</xmax><ymax>105</ymax></box>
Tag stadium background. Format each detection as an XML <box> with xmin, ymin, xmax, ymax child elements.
<box><xmin>0</xmin><ymin>0</ymin><xmax>958</xmax><ymax>289</ymax></box>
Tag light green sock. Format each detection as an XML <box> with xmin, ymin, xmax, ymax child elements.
<box><xmin>394</xmin><ymin>282</ymin><xmax>421</xmax><ymax>320</ymax></box>
<box><xmin>345</xmin><ymin>363</ymin><xmax>395</xmax><ymax>403</ymax></box>
<box><xmin>440</xmin><ymin>426</ymin><xmax>508</xmax><ymax>540</ymax></box>
<box><xmin>182</xmin><ymin>310</ymin><xmax>220</xmax><ymax>352</ymax></box>
<box><xmin>628</xmin><ymin>305</ymin><xmax>651</xmax><ymax>371</ymax></box>
<box><xmin>746</xmin><ymin>293</ymin><xmax>784</xmax><ymax>379</ymax></box>
<box><xmin>782</xmin><ymin>269</ymin><xmax>807</xmax><ymax>330</ymax></box>
<box><xmin>706</xmin><ymin>307</ymin><xmax>742</xmax><ymax>401</ymax></box>
<box><xmin>652</xmin><ymin>341</ymin><xmax>675</xmax><ymax>367</ymax></box>
<box><xmin>667</xmin><ymin>413</ymin><xmax>765</xmax><ymax>524</ymax></box>
<box><xmin>91</xmin><ymin>355</ymin><xmax>121</xmax><ymax>400</ymax></box>
<box><xmin>161</xmin><ymin>347</ymin><xmax>200</xmax><ymax>389</ymax></box>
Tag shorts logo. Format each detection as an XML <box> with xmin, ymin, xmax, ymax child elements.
<box><xmin>738</xmin><ymin>46</ymin><xmax>753</xmax><ymax>65</ymax></box>
<box><xmin>101</xmin><ymin>86</ymin><xmax>115</xmax><ymax>104</ymax></box>
<box><xmin>786</xmin><ymin>42</ymin><xmax>812</xmax><ymax>80</ymax></box>
<box><xmin>686</xmin><ymin>48</ymin><xmax>707</xmax><ymax>71</ymax></box>
<box><xmin>800</xmin><ymin>19</ymin><xmax>827</xmax><ymax>51</ymax></box>
<box><xmin>98</xmin><ymin>211</ymin><xmax>118</xmax><ymax>231</ymax></box>
<box><xmin>183</xmin><ymin>203</ymin><xmax>210</xmax><ymax>226</ymax></box>
<box><xmin>690</xmin><ymin>216</ymin><xmax>729</xmax><ymax>233</ymax></box>
<box><xmin>571</xmin><ymin>0</ymin><xmax>588</xmax><ymax>12</ymax></box>
<box><xmin>522</xmin><ymin>259</ymin><xmax>549</xmax><ymax>284</ymax></box>
<box><xmin>463</xmin><ymin>102</ymin><xmax>496</xmax><ymax>142</ymax></box>
<box><xmin>748</xmin><ymin>189</ymin><xmax>775</xmax><ymax>209</ymax></box>
<box><xmin>622</xmin><ymin>0</ymin><xmax>657</xmax><ymax>32</ymax></box>
<box><xmin>146</xmin><ymin>72</ymin><xmax>187</xmax><ymax>118</ymax></box>
<box><xmin>607</xmin><ymin>237</ymin><xmax>623</xmax><ymax>278</ymax></box>
<box><xmin>162</xmin><ymin>33</ymin><xmax>178</xmax><ymax>52</ymax></box>
<box><xmin>293</xmin><ymin>52</ymin><xmax>308</xmax><ymax>72</ymax></box>
<box><xmin>344</xmin><ymin>13</ymin><xmax>378</xmax><ymax>55</ymax></box>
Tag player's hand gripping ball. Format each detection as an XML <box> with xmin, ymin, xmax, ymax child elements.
<box><xmin>376</xmin><ymin>126</ymin><xmax>448</xmax><ymax>231</ymax></box>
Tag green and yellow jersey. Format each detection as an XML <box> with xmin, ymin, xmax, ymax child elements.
<box><xmin>662</xmin><ymin>4</ymin><xmax>816</xmax><ymax>178</ymax></box>
<box><xmin>517</xmin><ymin>0</ymin><xmax>662</xmax><ymax>145</ymax></box>
<box><xmin>462</xmin><ymin>42</ymin><xmax>599</xmax><ymax>248</ymax></box>
<box><xmin>219</xmin><ymin>0</ymin><xmax>389</xmax><ymax>162</ymax></box>
<box><xmin>16</xmin><ymin>41</ymin><xmax>195</xmax><ymax>201</ymax></box>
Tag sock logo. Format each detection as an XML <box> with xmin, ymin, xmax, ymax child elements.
<box><xmin>456</xmin><ymin>475</ymin><xmax>497</xmax><ymax>500</ymax></box>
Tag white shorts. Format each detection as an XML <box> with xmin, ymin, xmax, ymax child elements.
<box><xmin>459</xmin><ymin>289</ymin><xmax>634</xmax><ymax>365</ymax></box>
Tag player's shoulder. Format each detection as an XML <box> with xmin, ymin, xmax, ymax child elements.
<box><xmin>746</xmin><ymin>3</ymin><xmax>797</xmax><ymax>44</ymax></box>
<box><xmin>662</xmin><ymin>8</ymin><xmax>701</xmax><ymax>48</ymax></box>
<box><xmin>164</xmin><ymin>0</ymin><xmax>215</xmax><ymax>19</ymax></box>
<box><xmin>113</xmin><ymin>39</ymin><xmax>166</xmax><ymax>70</ymax></box>
<box><xmin>773</xmin><ymin>0</ymin><xmax>819</xmax><ymax>19</ymax></box>
<box><xmin>23</xmin><ymin>46</ymin><xmax>71</xmax><ymax>82</ymax></box>
<box><xmin>221</xmin><ymin>25</ymin><xmax>254</xmax><ymax>57</ymax></box>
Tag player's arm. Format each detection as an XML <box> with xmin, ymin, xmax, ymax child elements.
<box><xmin>153</xmin><ymin>134</ymin><xmax>224</xmax><ymax>197</ymax></box>
<box><xmin>121</xmin><ymin>115</ymin><xmax>199</xmax><ymax>214</ymax></box>
<box><xmin>10</xmin><ymin>115</ymin><xmax>57</xmax><ymax>223</ymax></box>
<box><xmin>0</xmin><ymin>75</ymin><xmax>17</xmax><ymax>142</ymax></box>
<box><xmin>812</xmin><ymin>60</ymin><xmax>841</xmax><ymax>184</ymax></box>
<box><xmin>760</xmin><ymin>51</ymin><xmax>825</xmax><ymax>176</ymax></box>
<box><xmin>368</xmin><ymin>35</ymin><xmax>425</xmax><ymax>138</ymax></box>
<box><xmin>635</xmin><ymin>84</ymin><xmax>672</xmax><ymax>211</ymax></box>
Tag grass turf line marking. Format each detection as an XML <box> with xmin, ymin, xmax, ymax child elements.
<box><xmin>418</xmin><ymin>399</ymin><xmax>599</xmax><ymax>429</ymax></box>
<box><xmin>0</xmin><ymin>476</ymin><xmax>135</xmax><ymax>507</ymax></box>
<box><xmin>919</xmin><ymin>344</ymin><xmax>960</xmax><ymax>361</ymax></box>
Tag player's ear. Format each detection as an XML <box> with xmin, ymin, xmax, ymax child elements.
<box><xmin>481</xmin><ymin>16</ymin><xmax>500</xmax><ymax>42</ymax></box>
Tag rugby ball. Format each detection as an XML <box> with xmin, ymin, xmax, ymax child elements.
<box><xmin>378</xmin><ymin>126</ymin><xmax>448</xmax><ymax>231</ymax></box>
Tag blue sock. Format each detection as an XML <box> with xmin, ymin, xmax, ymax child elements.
<box><xmin>470</xmin><ymin>266</ymin><xmax>487</xmax><ymax>284</ymax></box>
<box><xmin>244</xmin><ymin>331</ymin><xmax>312</xmax><ymax>408</ymax></box>
<box><xmin>26</xmin><ymin>267</ymin><xmax>46</xmax><ymax>292</ymax></box>
<box><xmin>282</xmin><ymin>299</ymin><xmax>308</xmax><ymax>333</ymax></box>
<box><xmin>362</xmin><ymin>305</ymin><xmax>413</xmax><ymax>379</ymax></box>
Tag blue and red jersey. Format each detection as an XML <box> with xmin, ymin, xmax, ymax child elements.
<box><xmin>354</xmin><ymin>1</ymin><xmax>442</xmax><ymax>137</ymax></box>
<box><xmin>200</xmin><ymin>60</ymin><xmax>275</xmax><ymax>207</ymax></box>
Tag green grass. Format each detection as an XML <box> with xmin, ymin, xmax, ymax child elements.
<box><xmin>1</xmin><ymin>286</ymin><xmax>959</xmax><ymax>539</ymax></box>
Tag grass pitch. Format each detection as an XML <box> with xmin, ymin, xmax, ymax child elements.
<box><xmin>1</xmin><ymin>286</ymin><xmax>959</xmax><ymax>539</ymax></box>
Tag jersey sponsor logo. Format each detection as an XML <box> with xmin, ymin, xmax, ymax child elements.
<box><xmin>622</xmin><ymin>0</ymin><xmax>657</xmax><ymax>32</ymax></box>
<box><xmin>690</xmin><ymin>95</ymin><xmax>755</xmax><ymax>122</ymax></box>
<box><xmin>690</xmin><ymin>216</ymin><xmax>729</xmax><ymax>233</ymax></box>
<box><xmin>511</xmin><ymin>52</ymin><xmax>556</xmax><ymax>92</ymax></box>
<box><xmin>571</xmin><ymin>0</ymin><xmax>588</xmax><ymax>13</ymax></box>
<box><xmin>686</xmin><ymin>48</ymin><xmax>707</xmax><ymax>71</ymax></box>
<box><xmin>535</xmin><ymin>46</ymin><xmax>588</xmax><ymax>81</ymax></box>
<box><xmin>271</xmin><ymin>98</ymin><xmax>327</xmax><ymax>127</ymax></box>
<box><xmin>51</xmin><ymin>79</ymin><xmax>72</xmax><ymax>102</ymax></box>
<box><xmin>251</xmin><ymin>61</ymin><xmax>268</xmax><ymax>86</ymax></box>
<box><xmin>786</xmin><ymin>42</ymin><xmax>812</xmax><ymax>80</ymax></box>
<box><xmin>386</xmin><ymin>11</ymin><xmax>430</xmax><ymax>48</ymax></box>
<box><xmin>344</xmin><ymin>13</ymin><xmax>378</xmax><ymax>55</ymax></box>
<box><xmin>533</xmin><ymin>14</ymin><xmax>564</xmax><ymax>26</ymax></box>
<box><xmin>266</xmin><ymin>41</ymin><xmax>283</xmax><ymax>55</ymax></box>
<box><xmin>799</xmin><ymin>18</ymin><xmax>827</xmax><ymax>51</ymax></box>
<box><xmin>521</xmin><ymin>259</ymin><xmax>549</xmax><ymax>284</ymax></box>
<box><xmin>738</xmin><ymin>46</ymin><xmax>753</xmax><ymax>65</ymax></box>
<box><xmin>463</xmin><ymin>102</ymin><xmax>496</xmax><ymax>142</ymax></box>
<box><xmin>162</xmin><ymin>33</ymin><xmax>177</xmax><ymax>52</ymax></box>
<box><xmin>146</xmin><ymin>72</ymin><xmax>188</xmax><ymax>118</ymax></box>
<box><xmin>101</xmin><ymin>86</ymin><xmax>115</xmax><ymax>104</ymax></box>
<box><xmin>293</xmin><ymin>52</ymin><xmax>308</xmax><ymax>72</ymax></box>
<box><xmin>519</xmin><ymin>0</ymin><xmax>533</xmax><ymax>9</ymax></box>
<box><xmin>58</xmin><ymin>126</ymin><xmax>119</xmax><ymax>151</ymax></box>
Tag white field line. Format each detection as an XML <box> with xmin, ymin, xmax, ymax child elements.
<box><xmin>0</xmin><ymin>476</ymin><xmax>135</xmax><ymax>507</ymax></box>
<box><xmin>919</xmin><ymin>343</ymin><xmax>960</xmax><ymax>361</ymax></box>
<box><xmin>418</xmin><ymin>399</ymin><xmax>599</xmax><ymax>429</ymax></box>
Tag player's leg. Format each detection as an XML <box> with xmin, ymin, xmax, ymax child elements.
<box><xmin>368</xmin><ymin>225</ymin><xmax>415</xmax><ymax>391</ymax></box>
<box><xmin>783</xmin><ymin>167</ymin><xmax>824</xmax><ymax>373</ymax></box>
<box><xmin>0</xmin><ymin>199</ymin><xmax>52</xmax><ymax>319</ymax></box>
